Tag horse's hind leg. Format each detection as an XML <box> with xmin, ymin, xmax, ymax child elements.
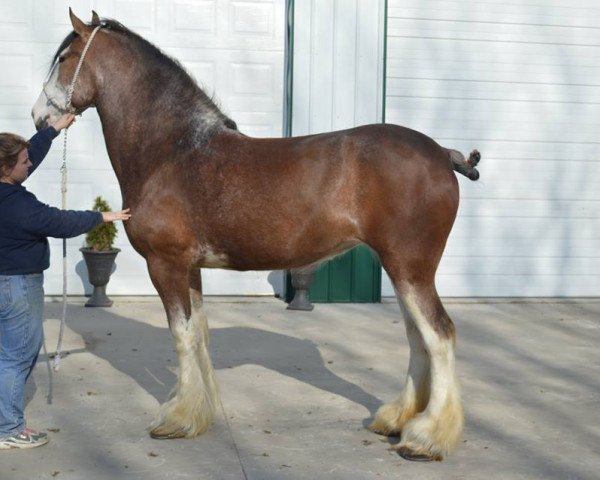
<box><xmin>395</xmin><ymin>283</ymin><xmax>463</xmax><ymax>461</ymax></box>
<box><xmin>146</xmin><ymin>259</ymin><xmax>218</xmax><ymax>439</ymax></box>
<box><xmin>370</xmin><ymin>270</ymin><xmax>463</xmax><ymax>461</ymax></box>
<box><xmin>368</xmin><ymin>308</ymin><xmax>430</xmax><ymax>436</ymax></box>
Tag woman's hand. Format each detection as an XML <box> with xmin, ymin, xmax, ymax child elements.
<box><xmin>101</xmin><ymin>208</ymin><xmax>131</xmax><ymax>223</ymax></box>
<box><xmin>50</xmin><ymin>114</ymin><xmax>76</xmax><ymax>132</ymax></box>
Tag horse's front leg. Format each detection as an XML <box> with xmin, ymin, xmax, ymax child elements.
<box><xmin>146</xmin><ymin>259</ymin><xmax>219</xmax><ymax>439</ymax></box>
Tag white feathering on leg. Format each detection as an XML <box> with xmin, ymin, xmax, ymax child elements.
<box><xmin>394</xmin><ymin>288</ymin><xmax>463</xmax><ymax>460</ymax></box>
<box><xmin>369</xmin><ymin>302</ymin><xmax>430</xmax><ymax>435</ymax></box>
<box><xmin>150</xmin><ymin>304</ymin><xmax>218</xmax><ymax>438</ymax></box>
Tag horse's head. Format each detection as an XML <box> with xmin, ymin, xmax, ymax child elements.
<box><xmin>32</xmin><ymin>10</ymin><xmax>103</xmax><ymax>130</ymax></box>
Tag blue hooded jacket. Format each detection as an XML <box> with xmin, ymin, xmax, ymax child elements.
<box><xmin>0</xmin><ymin>127</ymin><xmax>102</xmax><ymax>275</ymax></box>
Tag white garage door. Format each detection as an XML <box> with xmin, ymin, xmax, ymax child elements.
<box><xmin>0</xmin><ymin>0</ymin><xmax>285</xmax><ymax>296</ymax></box>
<box><xmin>384</xmin><ymin>0</ymin><xmax>600</xmax><ymax>296</ymax></box>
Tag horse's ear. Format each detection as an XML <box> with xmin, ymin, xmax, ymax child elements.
<box><xmin>69</xmin><ymin>8</ymin><xmax>91</xmax><ymax>37</ymax></box>
<box><xmin>91</xmin><ymin>11</ymin><xmax>101</xmax><ymax>26</ymax></box>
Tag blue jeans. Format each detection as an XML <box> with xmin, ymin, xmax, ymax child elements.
<box><xmin>0</xmin><ymin>273</ymin><xmax>44</xmax><ymax>439</ymax></box>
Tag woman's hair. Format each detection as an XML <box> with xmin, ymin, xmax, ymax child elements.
<box><xmin>0</xmin><ymin>133</ymin><xmax>29</xmax><ymax>177</ymax></box>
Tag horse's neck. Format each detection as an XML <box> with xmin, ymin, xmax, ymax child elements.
<box><xmin>95</xmin><ymin>66</ymin><xmax>214</xmax><ymax>204</ymax></box>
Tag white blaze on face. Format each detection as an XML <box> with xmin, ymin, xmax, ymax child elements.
<box><xmin>31</xmin><ymin>53</ymin><xmax>70</xmax><ymax>130</ymax></box>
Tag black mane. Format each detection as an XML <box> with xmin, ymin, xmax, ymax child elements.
<box><xmin>51</xmin><ymin>18</ymin><xmax>237</xmax><ymax>133</ymax></box>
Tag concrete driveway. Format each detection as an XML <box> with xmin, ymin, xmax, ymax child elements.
<box><xmin>1</xmin><ymin>297</ymin><xmax>598</xmax><ymax>479</ymax></box>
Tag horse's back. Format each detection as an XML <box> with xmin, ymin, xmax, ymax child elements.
<box><xmin>240</xmin><ymin>123</ymin><xmax>460</xmax><ymax>220</ymax></box>
<box><xmin>205</xmin><ymin>123</ymin><xmax>460</xmax><ymax>232</ymax></box>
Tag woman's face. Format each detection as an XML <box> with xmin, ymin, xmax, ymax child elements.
<box><xmin>0</xmin><ymin>149</ymin><xmax>32</xmax><ymax>185</ymax></box>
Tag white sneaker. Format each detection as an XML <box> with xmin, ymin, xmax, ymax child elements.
<box><xmin>0</xmin><ymin>428</ymin><xmax>49</xmax><ymax>449</ymax></box>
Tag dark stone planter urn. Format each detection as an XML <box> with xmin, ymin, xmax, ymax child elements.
<box><xmin>80</xmin><ymin>248</ymin><xmax>120</xmax><ymax>307</ymax></box>
<box><xmin>287</xmin><ymin>269</ymin><xmax>315</xmax><ymax>311</ymax></box>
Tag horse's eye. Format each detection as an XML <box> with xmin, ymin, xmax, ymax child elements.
<box><xmin>58</xmin><ymin>56</ymin><xmax>65</xmax><ymax>63</ymax></box>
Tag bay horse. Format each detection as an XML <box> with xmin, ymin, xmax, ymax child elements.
<box><xmin>32</xmin><ymin>11</ymin><xmax>480</xmax><ymax>462</ymax></box>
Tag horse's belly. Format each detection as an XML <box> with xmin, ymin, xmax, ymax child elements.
<box><xmin>203</xmin><ymin>234</ymin><xmax>360</xmax><ymax>272</ymax></box>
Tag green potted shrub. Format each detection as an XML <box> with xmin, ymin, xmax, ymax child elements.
<box><xmin>80</xmin><ymin>196</ymin><xmax>120</xmax><ymax>307</ymax></box>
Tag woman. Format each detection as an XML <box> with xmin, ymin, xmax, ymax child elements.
<box><xmin>0</xmin><ymin>114</ymin><xmax>131</xmax><ymax>449</ymax></box>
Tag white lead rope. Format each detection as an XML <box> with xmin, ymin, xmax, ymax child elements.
<box><xmin>53</xmin><ymin>26</ymin><xmax>102</xmax><ymax>372</ymax></box>
<box><xmin>53</xmin><ymin>130</ymin><xmax>69</xmax><ymax>372</ymax></box>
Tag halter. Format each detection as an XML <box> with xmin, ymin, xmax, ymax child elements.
<box><xmin>52</xmin><ymin>25</ymin><xmax>102</xmax><ymax>372</ymax></box>
<box><xmin>43</xmin><ymin>25</ymin><xmax>102</xmax><ymax>115</ymax></box>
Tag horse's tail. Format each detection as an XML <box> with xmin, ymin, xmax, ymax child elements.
<box><xmin>447</xmin><ymin>148</ymin><xmax>481</xmax><ymax>181</ymax></box>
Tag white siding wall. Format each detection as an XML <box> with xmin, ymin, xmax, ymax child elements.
<box><xmin>292</xmin><ymin>0</ymin><xmax>386</xmax><ymax>135</ymax></box>
<box><xmin>384</xmin><ymin>0</ymin><xmax>600</xmax><ymax>297</ymax></box>
<box><xmin>0</xmin><ymin>0</ymin><xmax>285</xmax><ymax>296</ymax></box>
<box><xmin>5</xmin><ymin>0</ymin><xmax>595</xmax><ymax>299</ymax></box>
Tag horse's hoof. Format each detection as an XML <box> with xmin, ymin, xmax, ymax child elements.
<box><xmin>367</xmin><ymin>420</ymin><xmax>400</xmax><ymax>437</ymax></box>
<box><xmin>149</xmin><ymin>425</ymin><xmax>188</xmax><ymax>439</ymax></box>
<box><xmin>396</xmin><ymin>446</ymin><xmax>442</xmax><ymax>462</ymax></box>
